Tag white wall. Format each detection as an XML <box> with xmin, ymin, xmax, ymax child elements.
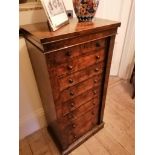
<box><xmin>19</xmin><ymin>0</ymin><xmax>134</xmax><ymax>139</ymax></box>
<box><xmin>118</xmin><ymin>0</ymin><xmax>135</xmax><ymax>80</ymax></box>
<box><xmin>19</xmin><ymin>37</ymin><xmax>47</xmax><ymax>139</ymax></box>
<box><xmin>96</xmin><ymin>0</ymin><xmax>133</xmax><ymax>76</ymax></box>
<box><xmin>19</xmin><ymin>5</ymin><xmax>47</xmax><ymax>25</ymax></box>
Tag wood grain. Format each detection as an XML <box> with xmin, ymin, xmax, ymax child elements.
<box><xmin>58</xmin><ymin>63</ymin><xmax>104</xmax><ymax>91</ymax></box>
<box><xmin>57</xmin><ymin>87</ymin><xmax>100</xmax><ymax>117</ymax></box>
<box><xmin>20</xmin><ymin>139</ymin><xmax>32</xmax><ymax>155</ymax></box>
<box><xmin>20</xmin><ymin>18</ymin><xmax>120</xmax><ymax>44</ymax></box>
<box><xmin>59</xmin><ymin>75</ymin><xmax>102</xmax><ymax>103</ymax></box>
<box><xmin>51</xmin><ymin>49</ymin><xmax>105</xmax><ymax>78</ymax></box>
<box><xmin>84</xmin><ymin>136</ymin><xmax>110</xmax><ymax>155</ymax></box>
<box><xmin>46</xmin><ymin>38</ymin><xmax>105</xmax><ymax>66</ymax></box>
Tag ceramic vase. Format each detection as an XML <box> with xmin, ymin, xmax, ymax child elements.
<box><xmin>72</xmin><ymin>0</ymin><xmax>100</xmax><ymax>22</ymax></box>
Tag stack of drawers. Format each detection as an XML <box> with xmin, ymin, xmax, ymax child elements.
<box><xmin>46</xmin><ymin>38</ymin><xmax>106</xmax><ymax>145</ymax></box>
<box><xmin>21</xmin><ymin>18</ymin><xmax>120</xmax><ymax>155</ymax></box>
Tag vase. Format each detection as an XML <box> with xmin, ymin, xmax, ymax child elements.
<box><xmin>72</xmin><ymin>0</ymin><xmax>100</xmax><ymax>22</ymax></box>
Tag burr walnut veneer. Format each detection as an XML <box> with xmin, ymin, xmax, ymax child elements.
<box><xmin>20</xmin><ymin>18</ymin><xmax>120</xmax><ymax>155</ymax></box>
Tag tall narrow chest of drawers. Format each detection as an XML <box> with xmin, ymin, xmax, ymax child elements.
<box><xmin>21</xmin><ymin>18</ymin><xmax>120</xmax><ymax>155</ymax></box>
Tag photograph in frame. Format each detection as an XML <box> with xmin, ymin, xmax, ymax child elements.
<box><xmin>41</xmin><ymin>0</ymin><xmax>69</xmax><ymax>31</ymax></box>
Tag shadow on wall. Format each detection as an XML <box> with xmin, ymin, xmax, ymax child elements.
<box><xmin>19</xmin><ymin>7</ymin><xmax>47</xmax><ymax>25</ymax></box>
<box><xmin>19</xmin><ymin>37</ymin><xmax>47</xmax><ymax>139</ymax></box>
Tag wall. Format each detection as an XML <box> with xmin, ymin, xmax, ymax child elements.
<box><xmin>118</xmin><ymin>0</ymin><xmax>135</xmax><ymax>80</ymax></box>
<box><xmin>19</xmin><ymin>3</ymin><xmax>47</xmax><ymax>25</ymax></box>
<box><xmin>96</xmin><ymin>0</ymin><xmax>133</xmax><ymax>76</ymax></box>
<box><xmin>19</xmin><ymin>37</ymin><xmax>47</xmax><ymax>139</ymax></box>
<box><xmin>19</xmin><ymin>0</ymin><xmax>134</xmax><ymax>139</ymax></box>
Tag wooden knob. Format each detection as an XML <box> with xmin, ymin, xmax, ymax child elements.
<box><xmin>96</xmin><ymin>42</ymin><xmax>100</xmax><ymax>47</ymax></box>
<box><xmin>93</xmin><ymin>90</ymin><xmax>97</xmax><ymax>94</ymax></box>
<box><xmin>95</xmin><ymin>68</ymin><xmax>99</xmax><ymax>72</ymax></box>
<box><xmin>68</xmin><ymin>65</ymin><xmax>73</xmax><ymax>70</ymax></box>
<box><xmin>70</xmin><ymin>91</ymin><xmax>74</xmax><ymax>96</ymax></box>
<box><xmin>92</xmin><ymin>111</ymin><xmax>95</xmax><ymax>115</ymax></box>
<box><xmin>94</xmin><ymin>79</ymin><xmax>97</xmax><ymax>83</ymax></box>
<box><xmin>68</xmin><ymin>114</ymin><xmax>73</xmax><ymax>119</ymax></box>
<box><xmin>65</xmin><ymin>51</ymin><xmax>71</xmax><ymax>56</ymax></box>
<box><xmin>73</xmin><ymin>135</ymin><xmax>77</xmax><ymax>139</ymax></box>
<box><xmin>69</xmin><ymin>78</ymin><xmax>73</xmax><ymax>83</ymax></box>
<box><xmin>72</xmin><ymin>124</ymin><xmax>76</xmax><ymax>128</ymax></box>
<box><xmin>83</xmin><ymin>44</ymin><xmax>86</xmax><ymax>48</ymax></box>
<box><xmin>96</xmin><ymin>55</ymin><xmax>100</xmax><ymax>59</ymax></box>
<box><xmin>70</xmin><ymin>102</ymin><xmax>74</xmax><ymax>107</ymax></box>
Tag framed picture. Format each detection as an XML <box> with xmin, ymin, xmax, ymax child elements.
<box><xmin>41</xmin><ymin>0</ymin><xmax>69</xmax><ymax>31</ymax></box>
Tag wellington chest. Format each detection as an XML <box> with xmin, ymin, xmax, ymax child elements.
<box><xmin>20</xmin><ymin>18</ymin><xmax>120</xmax><ymax>155</ymax></box>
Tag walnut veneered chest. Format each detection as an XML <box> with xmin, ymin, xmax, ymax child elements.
<box><xmin>21</xmin><ymin>18</ymin><xmax>120</xmax><ymax>155</ymax></box>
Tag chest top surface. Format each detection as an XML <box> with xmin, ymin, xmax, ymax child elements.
<box><xmin>20</xmin><ymin>18</ymin><xmax>120</xmax><ymax>44</ymax></box>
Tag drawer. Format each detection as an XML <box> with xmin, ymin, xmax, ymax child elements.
<box><xmin>53</xmin><ymin>49</ymin><xmax>105</xmax><ymax>78</ymax></box>
<box><xmin>58</xmin><ymin>62</ymin><xmax>104</xmax><ymax>91</ymax></box>
<box><xmin>58</xmin><ymin>106</ymin><xmax>98</xmax><ymax>133</ymax></box>
<box><xmin>46</xmin><ymin>45</ymin><xmax>80</xmax><ymax>66</ymax></box>
<box><xmin>62</xmin><ymin>87</ymin><xmax>100</xmax><ymax>116</ymax></box>
<box><xmin>44</xmin><ymin>29</ymin><xmax>117</xmax><ymax>52</ymax></box>
<box><xmin>59</xmin><ymin>74</ymin><xmax>102</xmax><ymax>103</ymax></box>
<box><xmin>80</xmin><ymin>39</ymin><xmax>105</xmax><ymax>52</ymax></box>
<box><xmin>55</xmin><ymin>86</ymin><xmax>100</xmax><ymax>119</ymax></box>
<box><xmin>62</xmin><ymin>97</ymin><xmax>99</xmax><ymax>122</ymax></box>
<box><xmin>43</xmin><ymin>29</ymin><xmax>116</xmax><ymax>51</ymax></box>
<box><xmin>46</xmin><ymin>39</ymin><xmax>105</xmax><ymax>66</ymax></box>
<box><xmin>67</xmin><ymin>107</ymin><xmax>99</xmax><ymax>144</ymax></box>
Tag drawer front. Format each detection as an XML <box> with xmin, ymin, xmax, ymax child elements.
<box><xmin>47</xmin><ymin>39</ymin><xmax>105</xmax><ymax>66</ymax></box>
<box><xmin>59</xmin><ymin>74</ymin><xmax>102</xmax><ymax>103</ymax></box>
<box><xmin>53</xmin><ymin>49</ymin><xmax>105</xmax><ymax>78</ymax></box>
<box><xmin>80</xmin><ymin>39</ymin><xmax>105</xmax><ymax>53</ymax></box>
<box><xmin>67</xmin><ymin>107</ymin><xmax>99</xmax><ymax>144</ymax></box>
<box><xmin>59</xmin><ymin>62</ymin><xmax>104</xmax><ymax>91</ymax></box>
<box><xmin>62</xmin><ymin>97</ymin><xmax>99</xmax><ymax>122</ymax></box>
<box><xmin>43</xmin><ymin>29</ymin><xmax>116</xmax><ymax>51</ymax></box>
<box><xmin>62</xmin><ymin>87</ymin><xmax>100</xmax><ymax>116</ymax></box>
<box><xmin>55</xmin><ymin>86</ymin><xmax>100</xmax><ymax>119</ymax></box>
<box><xmin>47</xmin><ymin>45</ymin><xmax>80</xmax><ymax>66</ymax></box>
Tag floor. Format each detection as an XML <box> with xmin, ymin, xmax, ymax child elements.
<box><xmin>20</xmin><ymin>77</ymin><xmax>135</xmax><ymax>155</ymax></box>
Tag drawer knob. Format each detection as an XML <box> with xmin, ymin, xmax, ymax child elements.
<box><xmin>70</xmin><ymin>91</ymin><xmax>74</xmax><ymax>96</ymax></box>
<box><xmin>96</xmin><ymin>55</ymin><xmax>100</xmax><ymax>59</ymax></box>
<box><xmin>68</xmin><ymin>114</ymin><xmax>73</xmax><ymax>119</ymax></box>
<box><xmin>95</xmin><ymin>68</ymin><xmax>99</xmax><ymax>72</ymax></box>
<box><xmin>96</xmin><ymin>42</ymin><xmax>100</xmax><ymax>47</ymax></box>
<box><xmin>68</xmin><ymin>65</ymin><xmax>73</xmax><ymax>70</ymax></box>
<box><xmin>70</xmin><ymin>102</ymin><xmax>75</xmax><ymax>107</ymax></box>
<box><xmin>93</xmin><ymin>90</ymin><xmax>97</xmax><ymax>94</ymax></box>
<box><xmin>73</xmin><ymin>135</ymin><xmax>77</xmax><ymax>139</ymax></box>
<box><xmin>69</xmin><ymin>78</ymin><xmax>73</xmax><ymax>83</ymax></box>
<box><xmin>72</xmin><ymin>124</ymin><xmax>76</xmax><ymax>128</ymax></box>
<box><xmin>94</xmin><ymin>79</ymin><xmax>97</xmax><ymax>83</ymax></box>
<box><xmin>65</xmin><ymin>51</ymin><xmax>71</xmax><ymax>56</ymax></box>
<box><xmin>83</xmin><ymin>44</ymin><xmax>86</xmax><ymax>48</ymax></box>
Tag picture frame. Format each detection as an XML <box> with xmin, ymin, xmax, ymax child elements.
<box><xmin>41</xmin><ymin>0</ymin><xmax>69</xmax><ymax>31</ymax></box>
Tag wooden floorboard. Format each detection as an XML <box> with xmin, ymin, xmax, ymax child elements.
<box><xmin>20</xmin><ymin>77</ymin><xmax>135</xmax><ymax>155</ymax></box>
